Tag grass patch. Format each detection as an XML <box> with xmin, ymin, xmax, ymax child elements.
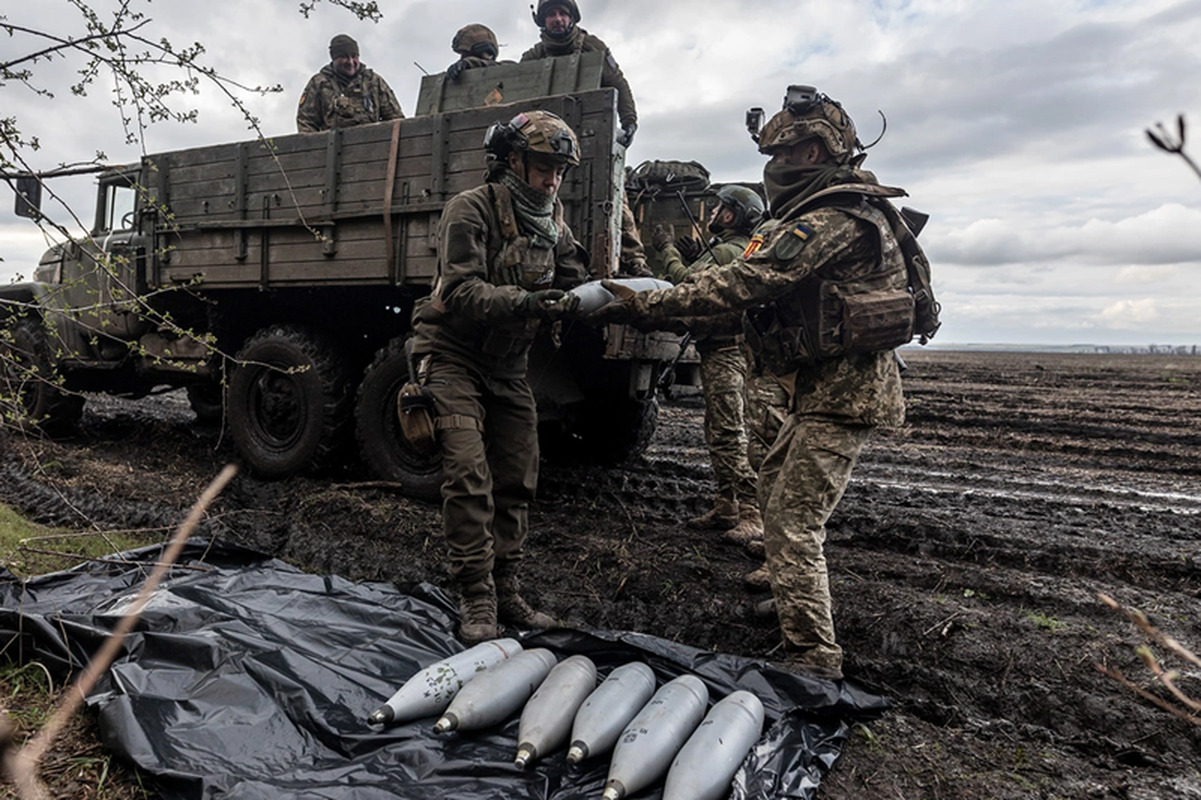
<box><xmin>0</xmin><ymin>503</ymin><xmax>153</xmax><ymax>578</ymax></box>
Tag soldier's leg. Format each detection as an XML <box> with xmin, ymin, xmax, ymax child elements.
<box><xmin>698</xmin><ymin>346</ymin><xmax>762</xmax><ymax>547</ymax></box>
<box><xmin>427</xmin><ymin>358</ymin><xmax>498</xmax><ymax>643</ymax></box>
<box><xmin>759</xmin><ymin>415</ymin><xmax>872</xmax><ymax>671</ymax></box>
<box><xmin>618</xmin><ymin>190</ymin><xmax>650</xmax><ymax>276</ymax></box>
<box><xmin>743</xmin><ymin>361</ymin><xmax>790</xmax><ymax>475</ymax></box>
<box><xmin>483</xmin><ymin>377</ymin><xmax>554</xmax><ymax>629</ymax></box>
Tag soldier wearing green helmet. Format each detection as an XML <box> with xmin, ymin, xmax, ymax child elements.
<box><xmin>446</xmin><ymin>24</ymin><xmax>515</xmax><ymax>82</ymax></box>
<box><xmin>649</xmin><ymin>185</ymin><xmax>768</xmax><ymax>552</ymax></box>
<box><xmin>410</xmin><ymin>110</ymin><xmax>589</xmax><ymax>646</ymax></box>
<box><xmin>588</xmin><ymin>85</ymin><xmax>932</xmax><ymax>680</ymax></box>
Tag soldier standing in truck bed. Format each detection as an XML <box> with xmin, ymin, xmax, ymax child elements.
<box><xmin>521</xmin><ymin>0</ymin><xmax>650</xmax><ymax>276</ymax></box>
<box><xmin>446</xmin><ymin>24</ymin><xmax>515</xmax><ymax>82</ymax></box>
<box><xmin>297</xmin><ymin>34</ymin><xmax>404</xmax><ymax>133</ymax></box>
<box><xmin>588</xmin><ymin>86</ymin><xmax>922</xmax><ymax>679</ymax></box>
<box><xmin>410</xmin><ymin>111</ymin><xmax>588</xmax><ymax>645</ymax></box>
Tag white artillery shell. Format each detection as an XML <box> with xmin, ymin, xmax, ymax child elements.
<box><xmin>568</xmin><ymin>278</ymin><xmax>673</xmax><ymax>314</ymax></box>
<box><xmin>663</xmin><ymin>690</ymin><xmax>766</xmax><ymax>800</ymax></box>
<box><xmin>566</xmin><ymin>661</ymin><xmax>657</xmax><ymax>765</ymax></box>
<box><xmin>433</xmin><ymin>648</ymin><xmax>558</xmax><ymax>733</ymax></box>
<box><xmin>368</xmin><ymin>638</ymin><xmax>523</xmax><ymax>725</ymax></box>
<box><xmin>514</xmin><ymin>655</ymin><xmax>598</xmax><ymax>769</ymax></box>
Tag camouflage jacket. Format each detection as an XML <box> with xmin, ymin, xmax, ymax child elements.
<box><xmin>412</xmin><ymin>181</ymin><xmax>589</xmax><ymax>379</ymax></box>
<box><xmin>630</xmin><ymin>200</ymin><xmax>905</xmax><ymax>427</ymax></box>
<box><xmin>296</xmin><ymin>65</ymin><xmax>404</xmax><ymax>133</ymax></box>
<box><xmin>659</xmin><ymin>230</ymin><xmax>749</xmax><ymax>350</ymax></box>
<box><xmin>520</xmin><ymin>28</ymin><xmax>637</xmax><ymax>126</ymax></box>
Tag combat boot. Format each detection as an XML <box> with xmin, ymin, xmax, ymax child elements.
<box><xmin>743</xmin><ymin>564</ymin><xmax>772</xmax><ymax>591</ymax></box>
<box><xmin>722</xmin><ymin>503</ymin><xmax>764</xmax><ymax>549</ymax></box>
<box><xmin>458</xmin><ymin>575</ymin><xmax>500</xmax><ymax>645</ymax></box>
<box><xmin>495</xmin><ymin>568</ymin><xmax>558</xmax><ymax>631</ymax></box>
<box><xmin>687</xmin><ymin>496</ymin><xmax>739</xmax><ymax>531</ymax></box>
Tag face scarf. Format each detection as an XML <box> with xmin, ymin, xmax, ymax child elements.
<box><xmin>540</xmin><ymin>24</ymin><xmax>580</xmax><ymax>54</ymax></box>
<box><xmin>497</xmin><ymin>167</ymin><xmax>560</xmax><ymax>250</ymax></box>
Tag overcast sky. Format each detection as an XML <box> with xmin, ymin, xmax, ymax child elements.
<box><xmin>3</xmin><ymin>0</ymin><xmax>1200</xmax><ymax>346</ymax></box>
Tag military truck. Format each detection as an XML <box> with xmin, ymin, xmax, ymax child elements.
<box><xmin>0</xmin><ymin>54</ymin><xmax>681</xmax><ymax>500</ymax></box>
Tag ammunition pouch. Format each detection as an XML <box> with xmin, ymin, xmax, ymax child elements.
<box><xmin>397</xmin><ymin>383</ymin><xmax>438</xmax><ymax>455</ymax></box>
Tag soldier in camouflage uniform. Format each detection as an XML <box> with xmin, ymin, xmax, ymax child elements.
<box><xmin>589</xmin><ymin>87</ymin><xmax>921</xmax><ymax>678</ymax></box>
<box><xmin>650</xmin><ymin>187</ymin><xmax>768</xmax><ymax>549</ymax></box>
<box><xmin>411</xmin><ymin>111</ymin><xmax>588</xmax><ymax>645</ymax></box>
<box><xmin>521</xmin><ymin>0</ymin><xmax>650</xmax><ymax>276</ymax></box>
<box><xmin>296</xmin><ymin>34</ymin><xmax>404</xmax><ymax>133</ymax></box>
<box><xmin>446</xmin><ymin>24</ymin><xmax>514</xmax><ymax>82</ymax></box>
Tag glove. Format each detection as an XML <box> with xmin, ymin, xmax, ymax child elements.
<box><xmin>447</xmin><ymin>60</ymin><xmax>467</xmax><ymax>82</ymax></box>
<box><xmin>651</xmin><ymin>223</ymin><xmax>675</xmax><ymax>253</ymax></box>
<box><xmin>585</xmin><ymin>280</ymin><xmax>640</xmax><ymax>326</ymax></box>
<box><xmin>618</xmin><ymin>260</ymin><xmax>654</xmax><ymax>278</ymax></box>
<box><xmin>617</xmin><ymin>121</ymin><xmax>638</xmax><ymax>148</ymax></box>
<box><xmin>675</xmin><ymin>236</ymin><xmax>702</xmax><ymax>262</ymax></box>
<box><xmin>519</xmin><ymin>289</ymin><xmax>581</xmax><ymax>322</ymax></box>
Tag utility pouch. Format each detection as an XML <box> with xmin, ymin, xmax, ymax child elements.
<box><xmin>826</xmin><ymin>284</ymin><xmax>915</xmax><ymax>354</ymax></box>
<box><xmin>397</xmin><ymin>383</ymin><xmax>438</xmax><ymax>455</ymax></box>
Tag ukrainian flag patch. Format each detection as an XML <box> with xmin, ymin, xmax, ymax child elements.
<box><xmin>771</xmin><ymin>223</ymin><xmax>815</xmax><ymax>263</ymax></box>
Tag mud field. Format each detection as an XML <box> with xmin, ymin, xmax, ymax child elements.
<box><xmin>2</xmin><ymin>349</ymin><xmax>1200</xmax><ymax>799</ymax></box>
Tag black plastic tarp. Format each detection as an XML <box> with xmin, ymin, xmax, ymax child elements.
<box><xmin>0</xmin><ymin>542</ymin><xmax>888</xmax><ymax>799</ymax></box>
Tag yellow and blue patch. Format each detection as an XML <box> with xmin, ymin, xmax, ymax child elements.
<box><xmin>770</xmin><ymin>223</ymin><xmax>815</xmax><ymax>263</ymax></box>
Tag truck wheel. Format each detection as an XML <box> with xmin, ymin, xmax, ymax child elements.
<box><xmin>2</xmin><ymin>317</ymin><xmax>85</xmax><ymax>435</ymax></box>
<box><xmin>354</xmin><ymin>337</ymin><xmax>443</xmax><ymax>503</ymax></box>
<box><xmin>228</xmin><ymin>325</ymin><xmax>351</xmax><ymax>478</ymax></box>
<box><xmin>570</xmin><ymin>396</ymin><xmax>659</xmax><ymax>465</ymax></box>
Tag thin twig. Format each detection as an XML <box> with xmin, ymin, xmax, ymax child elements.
<box><xmin>6</xmin><ymin>465</ymin><xmax>237</xmax><ymax>798</ymax></box>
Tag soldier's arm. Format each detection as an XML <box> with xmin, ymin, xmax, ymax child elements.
<box><xmin>376</xmin><ymin>76</ymin><xmax>405</xmax><ymax>120</ymax></box>
<box><xmin>519</xmin><ymin>45</ymin><xmax>541</xmax><ymax>63</ymax></box>
<box><xmin>659</xmin><ymin>244</ymin><xmax>691</xmax><ymax>285</ymax></box>
<box><xmin>633</xmin><ymin>210</ymin><xmax>861</xmax><ymax>321</ymax></box>
<box><xmin>601</xmin><ymin>51</ymin><xmax>637</xmax><ymax>126</ymax></box>
<box><xmin>296</xmin><ymin>75</ymin><xmax>325</xmax><ymax>133</ymax></box>
<box><xmin>438</xmin><ymin>194</ymin><xmax>527</xmax><ymax>323</ymax></box>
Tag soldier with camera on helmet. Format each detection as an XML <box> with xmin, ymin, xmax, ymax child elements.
<box><xmin>588</xmin><ymin>86</ymin><xmax>929</xmax><ymax>679</ymax></box>
<box><xmin>409</xmin><ymin>111</ymin><xmax>589</xmax><ymax>645</ymax></box>
<box><xmin>446</xmin><ymin>24</ymin><xmax>514</xmax><ymax>82</ymax></box>
<box><xmin>650</xmin><ymin>187</ymin><xmax>769</xmax><ymax>554</ymax></box>
<box><xmin>521</xmin><ymin>0</ymin><xmax>650</xmax><ymax>277</ymax></box>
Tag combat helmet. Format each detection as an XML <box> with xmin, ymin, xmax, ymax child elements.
<box><xmin>452</xmin><ymin>24</ymin><xmax>499</xmax><ymax>59</ymax></box>
<box><xmin>532</xmin><ymin>0</ymin><xmax>581</xmax><ymax>27</ymax></box>
<box><xmin>484</xmin><ymin>110</ymin><xmax>581</xmax><ymax>167</ymax></box>
<box><xmin>714</xmin><ymin>185</ymin><xmax>766</xmax><ymax>234</ymax></box>
<box><xmin>757</xmin><ymin>85</ymin><xmax>862</xmax><ymax>164</ymax></box>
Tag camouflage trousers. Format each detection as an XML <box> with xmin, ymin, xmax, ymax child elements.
<box><xmin>619</xmin><ymin>190</ymin><xmax>648</xmax><ymax>271</ymax></box>
<box><xmin>427</xmin><ymin>356</ymin><xmax>539</xmax><ymax>586</ymax></box>
<box><xmin>700</xmin><ymin>345</ymin><xmax>759</xmax><ymax>507</ymax></box>
<box><xmin>743</xmin><ymin>361</ymin><xmax>790</xmax><ymax>474</ymax></box>
<box><xmin>759</xmin><ymin>415</ymin><xmax>872</xmax><ymax>670</ymax></box>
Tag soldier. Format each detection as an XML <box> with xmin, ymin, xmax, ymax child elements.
<box><xmin>649</xmin><ymin>186</ymin><xmax>768</xmax><ymax>551</ymax></box>
<box><xmin>296</xmin><ymin>34</ymin><xmax>404</xmax><ymax>133</ymax></box>
<box><xmin>521</xmin><ymin>0</ymin><xmax>650</xmax><ymax>276</ymax></box>
<box><xmin>410</xmin><ymin>110</ymin><xmax>588</xmax><ymax>645</ymax></box>
<box><xmin>447</xmin><ymin>24</ymin><xmax>511</xmax><ymax>82</ymax></box>
<box><xmin>588</xmin><ymin>86</ymin><xmax>923</xmax><ymax>679</ymax></box>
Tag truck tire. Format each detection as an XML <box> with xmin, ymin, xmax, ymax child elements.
<box><xmin>2</xmin><ymin>317</ymin><xmax>85</xmax><ymax>435</ymax></box>
<box><xmin>354</xmin><ymin>337</ymin><xmax>443</xmax><ymax>503</ymax></box>
<box><xmin>228</xmin><ymin>325</ymin><xmax>351</xmax><ymax>478</ymax></box>
<box><xmin>570</xmin><ymin>396</ymin><xmax>658</xmax><ymax>465</ymax></box>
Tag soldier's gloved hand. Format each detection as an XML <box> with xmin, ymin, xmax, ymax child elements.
<box><xmin>585</xmin><ymin>280</ymin><xmax>640</xmax><ymax>326</ymax></box>
<box><xmin>447</xmin><ymin>60</ymin><xmax>467</xmax><ymax>82</ymax></box>
<box><xmin>651</xmin><ymin>223</ymin><xmax>676</xmax><ymax>253</ymax></box>
<box><xmin>519</xmin><ymin>289</ymin><xmax>581</xmax><ymax>322</ymax></box>
<box><xmin>617</xmin><ymin>121</ymin><xmax>638</xmax><ymax>148</ymax></box>
<box><xmin>675</xmin><ymin>236</ymin><xmax>702</xmax><ymax>263</ymax></box>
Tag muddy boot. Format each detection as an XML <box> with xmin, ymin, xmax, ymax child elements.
<box><xmin>495</xmin><ymin>569</ymin><xmax>558</xmax><ymax>631</ymax></box>
<box><xmin>753</xmin><ymin>597</ymin><xmax>777</xmax><ymax>619</ymax></box>
<box><xmin>687</xmin><ymin>496</ymin><xmax>739</xmax><ymax>531</ymax></box>
<box><xmin>722</xmin><ymin>503</ymin><xmax>764</xmax><ymax>548</ymax></box>
<box><xmin>745</xmin><ymin>538</ymin><xmax>765</xmax><ymax>558</ymax></box>
<box><xmin>744</xmin><ymin>564</ymin><xmax>772</xmax><ymax>591</ymax></box>
<box><xmin>458</xmin><ymin>575</ymin><xmax>500</xmax><ymax>645</ymax></box>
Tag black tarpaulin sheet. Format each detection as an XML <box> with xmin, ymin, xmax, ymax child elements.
<box><xmin>0</xmin><ymin>541</ymin><xmax>889</xmax><ymax>799</ymax></box>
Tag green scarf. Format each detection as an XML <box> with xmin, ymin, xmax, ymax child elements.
<box><xmin>764</xmin><ymin>163</ymin><xmax>875</xmax><ymax>219</ymax></box>
<box><xmin>540</xmin><ymin>26</ymin><xmax>581</xmax><ymax>55</ymax></box>
<box><xmin>497</xmin><ymin>168</ymin><xmax>560</xmax><ymax>250</ymax></box>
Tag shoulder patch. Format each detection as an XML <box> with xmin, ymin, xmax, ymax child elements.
<box><xmin>606</xmin><ymin>51</ymin><xmax>619</xmax><ymax>70</ymax></box>
<box><xmin>743</xmin><ymin>232</ymin><xmax>767</xmax><ymax>258</ymax></box>
<box><xmin>299</xmin><ymin>93</ymin><xmax>306</xmax><ymax>106</ymax></box>
<box><xmin>770</xmin><ymin>223</ymin><xmax>815</xmax><ymax>263</ymax></box>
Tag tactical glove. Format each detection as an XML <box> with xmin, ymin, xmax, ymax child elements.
<box><xmin>585</xmin><ymin>280</ymin><xmax>640</xmax><ymax>326</ymax></box>
<box><xmin>447</xmin><ymin>60</ymin><xmax>467</xmax><ymax>82</ymax></box>
<box><xmin>651</xmin><ymin>223</ymin><xmax>676</xmax><ymax>253</ymax></box>
<box><xmin>617</xmin><ymin>121</ymin><xmax>638</xmax><ymax>148</ymax></box>
<box><xmin>675</xmin><ymin>236</ymin><xmax>702</xmax><ymax>263</ymax></box>
<box><xmin>518</xmin><ymin>289</ymin><xmax>581</xmax><ymax>322</ymax></box>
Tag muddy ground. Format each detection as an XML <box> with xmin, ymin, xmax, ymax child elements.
<box><xmin>2</xmin><ymin>349</ymin><xmax>1200</xmax><ymax>799</ymax></box>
